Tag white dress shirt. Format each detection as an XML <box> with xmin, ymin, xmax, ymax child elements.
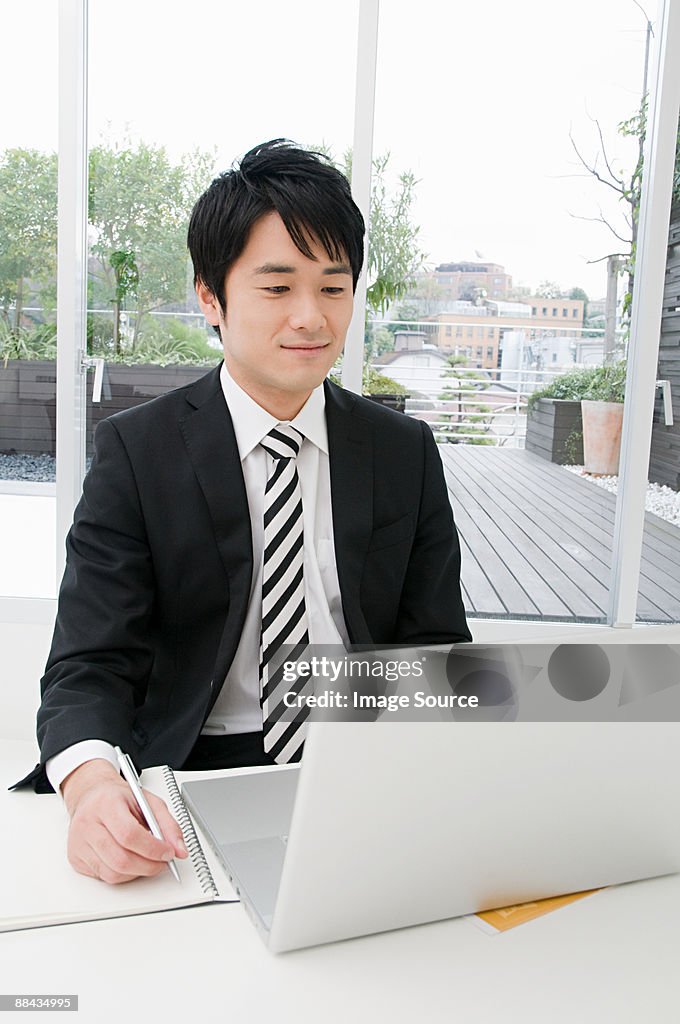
<box><xmin>46</xmin><ymin>364</ymin><xmax>348</xmax><ymax>793</ymax></box>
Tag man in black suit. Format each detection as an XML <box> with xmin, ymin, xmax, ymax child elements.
<box><xmin>30</xmin><ymin>140</ymin><xmax>470</xmax><ymax>883</ymax></box>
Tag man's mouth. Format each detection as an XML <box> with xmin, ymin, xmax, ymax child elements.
<box><xmin>282</xmin><ymin>342</ymin><xmax>329</xmax><ymax>350</ymax></box>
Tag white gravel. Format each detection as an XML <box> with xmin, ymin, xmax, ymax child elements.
<box><xmin>564</xmin><ymin>465</ymin><xmax>680</xmax><ymax>528</ymax></box>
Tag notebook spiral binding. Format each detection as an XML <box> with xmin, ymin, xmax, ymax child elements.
<box><xmin>161</xmin><ymin>765</ymin><xmax>219</xmax><ymax>898</ymax></box>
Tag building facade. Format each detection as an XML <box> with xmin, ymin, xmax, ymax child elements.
<box><xmin>424</xmin><ymin>261</ymin><xmax>513</xmax><ymax>301</ymax></box>
<box><xmin>424</xmin><ymin>298</ymin><xmax>585</xmax><ymax>371</ymax></box>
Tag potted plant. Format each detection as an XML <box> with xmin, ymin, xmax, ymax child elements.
<box><xmin>578</xmin><ymin>363</ymin><xmax>625</xmax><ymax>475</ymax></box>
<box><xmin>527</xmin><ymin>363</ymin><xmax>626</xmax><ymax>473</ymax></box>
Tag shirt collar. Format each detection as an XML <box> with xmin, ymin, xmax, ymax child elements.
<box><xmin>219</xmin><ymin>362</ymin><xmax>328</xmax><ymax>459</ymax></box>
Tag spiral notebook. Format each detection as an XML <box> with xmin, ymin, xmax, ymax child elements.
<box><xmin>0</xmin><ymin>765</ymin><xmax>238</xmax><ymax>933</ymax></box>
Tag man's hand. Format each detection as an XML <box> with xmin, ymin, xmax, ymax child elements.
<box><xmin>61</xmin><ymin>759</ymin><xmax>188</xmax><ymax>884</ymax></box>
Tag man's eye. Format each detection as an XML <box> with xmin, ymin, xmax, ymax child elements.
<box><xmin>264</xmin><ymin>286</ymin><xmax>289</xmax><ymax>294</ymax></box>
<box><xmin>323</xmin><ymin>287</ymin><xmax>345</xmax><ymax>295</ymax></box>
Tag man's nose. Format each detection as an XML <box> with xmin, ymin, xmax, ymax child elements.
<box><xmin>288</xmin><ymin>293</ymin><xmax>327</xmax><ymax>332</ymax></box>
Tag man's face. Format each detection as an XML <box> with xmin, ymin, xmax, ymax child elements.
<box><xmin>196</xmin><ymin>211</ymin><xmax>354</xmax><ymax>418</ymax></box>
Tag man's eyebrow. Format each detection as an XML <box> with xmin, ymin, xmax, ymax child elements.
<box><xmin>322</xmin><ymin>264</ymin><xmax>352</xmax><ymax>276</ymax></box>
<box><xmin>253</xmin><ymin>263</ymin><xmax>296</xmax><ymax>275</ymax></box>
<box><xmin>252</xmin><ymin>262</ymin><xmax>353</xmax><ymax>276</ymax></box>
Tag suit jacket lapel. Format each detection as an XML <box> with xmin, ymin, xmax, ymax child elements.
<box><xmin>324</xmin><ymin>380</ymin><xmax>374</xmax><ymax>645</ymax></box>
<box><xmin>179</xmin><ymin>365</ymin><xmax>253</xmax><ymax>693</ymax></box>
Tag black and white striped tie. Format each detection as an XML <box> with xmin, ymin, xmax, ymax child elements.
<box><xmin>259</xmin><ymin>425</ymin><xmax>310</xmax><ymax>763</ymax></box>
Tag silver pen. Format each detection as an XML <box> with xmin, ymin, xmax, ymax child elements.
<box><xmin>114</xmin><ymin>746</ymin><xmax>181</xmax><ymax>883</ymax></box>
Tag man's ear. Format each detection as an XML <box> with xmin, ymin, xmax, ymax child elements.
<box><xmin>195</xmin><ymin>279</ymin><xmax>223</xmax><ymax>327</ymax></box>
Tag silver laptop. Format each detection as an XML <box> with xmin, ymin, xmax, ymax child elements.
<box><xmin>181</xmin><ymin>720</ymin><xmax>680</xmax><ymax>952</ymax></box>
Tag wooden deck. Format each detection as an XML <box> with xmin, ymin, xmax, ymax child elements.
<box><xmin>439</xmin><ymin>446</ymin><xmax>680</xmax><ymax>623</ymax></box>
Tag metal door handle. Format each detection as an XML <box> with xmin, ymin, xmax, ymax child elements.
<box><xmin>656</xmin><ymin>380</ymin><xmax>673</xmax><ymax>426</ymax></box>
<box><xmin>80</xmin><ymin>356</ymin><xmax>106</xmax><ymax>403</ymax></box>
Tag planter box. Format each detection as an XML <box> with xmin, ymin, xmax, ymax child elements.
<box><xmin>0</xmin><ymin>363</ymin><xmax>409</xmax><ymax>457</ymax></box>
<box><xmin>365</xmin><ymin>393</ymin><xmax>406</xmax><ymax>413</ymax></box>
<box><xmin>525</xmin><ymin>398</ymin><xmax>584</xmax><ymax>465</ymax></box>
<box><xmin>0</xmin><ymin>360</ymin><xmax>214</xmax><ymax>457</ymax></box>
<box><xmin>0</xmin><ymin>361</ymin><xmax>56</xmax><ymax>455</ymax></box>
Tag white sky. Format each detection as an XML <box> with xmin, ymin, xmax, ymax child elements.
<box><xmin>1</xmin><ymin>0</ymin><xmax>659</xmax><ymax>301</ymax></box>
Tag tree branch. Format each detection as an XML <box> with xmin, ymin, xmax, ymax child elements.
<box><xmin>567</xmin><ymin>209</ymin><xmax>631</xmax><ymax>245</ymax></box>
<box><xmin>569</xmin><ymin>131</ymin><xmax>627</xmax><ymax>197</ymax></box>
<box><xmin>586</xmin><ymin>253</ymin><xmax>629</xmax><ymax>265</ymax></box>
<box><xmin>593</xmin><ymin>118</ymin><xmax>625</xmax><ymax>187</ymax></box>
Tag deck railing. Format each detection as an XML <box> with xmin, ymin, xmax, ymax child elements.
<box><xmin>367</xmin><ymin>318</ymin><xmax>623</xmax><ymax>447</ymax></box>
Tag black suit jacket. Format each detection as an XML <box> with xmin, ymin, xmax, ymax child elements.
<box><xmin>31</xmin><ymin>364</ymin><xmax>470</xmax><ymax>781</ymax></box>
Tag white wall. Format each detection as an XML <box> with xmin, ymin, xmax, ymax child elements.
<box><xmin>0</xmin><ymin>601</ymin><xmax>56</xmax><ymax>745</ymax></box>
<box><xmin>0</xmin><ymin>492</ymin><xmax>58</xmax><ymax>599</ymax></box>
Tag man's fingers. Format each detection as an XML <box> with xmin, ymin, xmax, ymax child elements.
<box><xmin>70</xmin><ymin>819</ymin><xmax>171</xmax><ymax>883</ymax></box>
<box><xmin>104</xmin><ymin>792</ymin><xmax>181</xmax><ymax>863</ymax></box>
<box><xmin>71</xmin><ymin>847</ymin><xmax>137</xmax><ymax>886</ymax></box>
<box><xmin>66</xmin><ymin>777</ymin><xmax>185</xmax><ymax>884</ymax></box>
<box><xmin>142</xmin><ymin>790</ymin><xmax>188</xmax><ymax>858</ymax></box>
<box><xmin>77</xmin><ymin>837</ymin><xmax>165</xmax><ymax>886</ymax></box>
<box><xmin>89</xmin><ymin>826</ymin><xmax>172</xmax><ymax>882</ymax></box>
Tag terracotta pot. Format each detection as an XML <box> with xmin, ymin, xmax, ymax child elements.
<box><xmin>581</xmin><ymin>400</ymin><xmax>624</xmax><ymax>475</ymax></box>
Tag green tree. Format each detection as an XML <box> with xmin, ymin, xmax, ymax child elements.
<box><xmin>330</xmin><ymin>147</ymin><xmax>426</xmax><ymax>318</ymax></box>
<box><xmin>385</xmin><ymin>302</ymin><xmax>422</xmax><ymax>335</ymax></box>
<box><xmin>362</xmin><ymin>153</ymin><xmax>426</xmax><ymax>316</ymax></box>
<box><xmin>108</xmin><ymin>249</ymin><xmax>139</xmax><ymax>354</ymax></box>
<box><xmin>0</xmin><ymin>148</ymin><xmax>58</xmax><ymax>329</ymax></box>
<box><xmin>535</xmin><ymin>280</ymin><xmax>563</xmax><ymax>299</ymax></box>
<box><xmin>568</xmin><ymin>286</ymin><xmax>589</xmax><ymax>320</ymax></box>
<box><xmin>364</xmin><ymin>323</ymin><xmax>396</xmax><ymax>360</ymax></box>
<box><xmin>570</xmin><ymin>94</ymin><xmax>680</xmax><ymax>323</ymax></box>
<box><xmin>88</xmin><ymin>140</ymin><xmax>215</xmax><ymax>351</ymax></box>
<box><xmin>403</xmin><ymin>275</ymin><xmax>447</xmax><ymax>315</ymax></box>
<box><xmin>436</xmin><ymin>356</ymin><xmax>493</xmax><ymax>444</ymax></box>
<box><xmin>617</xmin><ymin>99</ymin><xmax>648</xmax><ymax>319</ymax></box>
<box><xmin>616</xmin><ymin>102</ymin><xmax>680</xmax><ymax>317</ymax></box>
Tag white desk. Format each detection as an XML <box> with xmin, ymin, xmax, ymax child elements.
<box><xmin>2</xmin><ymin>741</ymin><xmax>678</xmax><ymax>1024</ymax></box>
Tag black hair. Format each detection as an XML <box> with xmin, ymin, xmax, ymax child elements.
<box><xmin>187</xmin><ymin>138</ymin><xmax>365</xmax><ymax>329</ymax></box>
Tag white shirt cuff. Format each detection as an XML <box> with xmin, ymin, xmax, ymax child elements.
<box><xmin>46</xmin><ymin>740</ymin><xmax>120</xmax><ymax>796</ymax></box>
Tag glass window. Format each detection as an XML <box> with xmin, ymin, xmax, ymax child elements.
<box><xmin>374</xmin><ymin>0</ymin><xmax>655</xmax><ymax>626</ymax></box>
<box><xmin>85</xmin><ymin>0</ymin><xmax>359</xmax><ymax>463</ymax></box>
<box><xmin>0</xmin><ymin>1</ymin><xmax>58</xmax><ymax>599</ymax></box>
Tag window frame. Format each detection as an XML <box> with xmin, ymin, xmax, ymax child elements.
<box><xmin>46</xmin><ymin>0</ymin><xmax>680</xmax><ymax>642</ymax></box>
